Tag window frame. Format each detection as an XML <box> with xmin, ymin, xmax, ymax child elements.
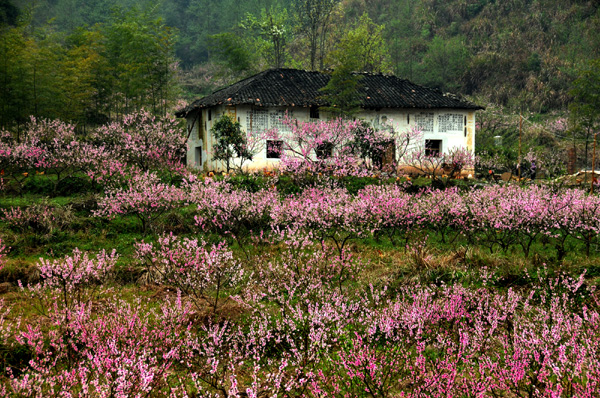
<box><xmin>425</xmin><ymin>139</ymin><xmax>442</xmax><ymax>157</ymax></box>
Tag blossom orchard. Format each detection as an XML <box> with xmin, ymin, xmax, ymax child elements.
<box><xmin>155</xmin><ymin>179</ymin><xmax>600</xmax><ymax>258</ymax></box>
<box><xmin>3</xmin><ymin>243</ymin><xmax>600</xmax><ymax>396</ymax></box>
<box><xmin>0</xmin><ymin>111</ymin><xmax>188</xmax><ymax>193</ymax></box>
<box><xmin>5</xmin><ymin>114</ymin><xmax>600</xmax><ymax>396</ymax></box>
<box><xmin>94</xmin><ymin>171</ymin><xmax>188</xmax><ymax>233</ymax></box>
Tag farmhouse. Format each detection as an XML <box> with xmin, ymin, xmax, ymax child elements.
<box><xmin>176</xmin><ymin>68</ymin><xmax>484</xmax><ymax>171</ymax></box>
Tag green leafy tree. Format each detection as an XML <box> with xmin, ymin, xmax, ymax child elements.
<box><xmin>27</xmin><ymin>28</ymin><xmax>66</xmax><ymax>119</ymax></box>
<box><xmin>327</xmin><ymin>13</ymin><xmax>391</xmax><ymax>74</ymax></box>
<box><xmin>241</xmin><ymin>6</ymin><xmax>290</xmax><ymax>69</ymax></box>
<box><xmin>103</xmin><ymin>7</ymin><xmax>177</xmax><ymax>117</ymax></box>
<box><xmin>420</xmin><ymin>35</ymin><xmax>470</xmax><ymax>91</ymax></box>
<box><xmin>320</xmin><ymin>64</ymin><xmax>363</xmax><ymax>118</ymax></box>
<box><xmin>293</xmin><ymin>0</ymin><xmax>341</xmax><ymax>70</ymax></box>
<box><xmin>208</xmin><ymin>32</ymin><xmax>255</xmax><ymax>76</ymax></box>
<box><xmin>211</xmin><ymin>114</ymin><xmax>253</xmax><ymax>173</ymax></box>
<box><xmin>320</xmin><ymin>13</ymin><xmax>390</xmax><ymax>118</ymax></box>
<box><xmin>0</xmin><ymin>24</ymin><xmax>29</xmax><ymax>128</ymax></box>
<box><xmin>64</xmin><ymin>28</ymin><xmax>113</xmax><ymax>126</ymax></box>
<box><xmin>384</xmin><ymin>0</ymin><xmax>425</xmax><ymax>81</ymax></box>
<box><xmin>0</xmin><ymin>21</ymin><xmax>66</xmax><ymax>128</ymax></box>
<box><xmin>0</xmin><ymin>0</ymin><xmax>19</xmax><ymax>26</ymax></box>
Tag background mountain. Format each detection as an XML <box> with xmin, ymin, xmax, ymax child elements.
<box><xmin>2</xmin><ymin>0</ymin><xmax>599</xmax><ymax>125</ymax></box>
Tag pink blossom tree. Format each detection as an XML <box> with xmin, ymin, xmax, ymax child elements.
<box><xmin>92</xmin><ymin>110</ymin><xmax>187</xmax><ymax>175</ymax></box>
<box><xmin>135</xmin><ymin>234</ymin><xmax>244</xmax><ymax>314</ymax></box>
<box><xmin>7</xmin><ymin>297</ymin><xmax>193</xmax><ymax>397</ymax></box>
<box><xmin>94</xmin><ymin>171</ymin><xmax>187</xmax><ymax>233</ymax></box>
<box><xmin>24</xmin><ymin>248</ymin><xmax>119</xmax><ymax>313</ymax></box>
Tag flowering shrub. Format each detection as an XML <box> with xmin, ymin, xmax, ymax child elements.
<box><xmin>0</xmin><ymin>238</ymin><xmax>7</xmax><ymax>272</ymax></box>
<box><xmin>308</xmin><ymin>275</ymin><xmax>600</xmax><ymax>397</ymax></box>
<box><xmin>0</xmin><ymin>112</ymin><xmax>187</xmax><ymax>194</ymax></box>
<box><xmin>82</xmin><ymin>144</ymin><xmax>130</xmax><ymax>188</ymax></box>
<box><xmin>95</xmin><ymin>171</ymin><xmax>187</xmax><ymax>233</ymax></box>
<box><xmin>92</xmin><ymin>110</ymin><xmax>187</xmax><ymax>175</ymax></box>
<box><xmin>0</xmin><ymin>117</ymin><xmax>98</xmax><ymax>194</ymax></box>
<box><xmin>24</xmin><ymin>248</ymin><xmax>118</xmax><ymax>312</ymax></box>
<box><xmin>189</xmin><ymin>177</ymin><xmax>278</xmax><ymax>252</ymax></box>
<box><xmin>109</xmin><ymin>179</ymin><xmax>600</xmax><ymax>258</ymax></box>
<box><xmin>275</xmin><ymin>117</ymin><xmax>363</xmax><ymax>175</ymax></box>
<box><xmin>403</xmin><ymin>145</ymin><xmax>475</xmax><ymax>185</ymax></box>
<box><xmin>0</xmin><ymin>127</ymin><xmax>48</xmax><ymax>192</ymax></box>
<box><xmin>272</xmin><ymin>118</ymin><xmax>420</xmax><ymax>181</ymax></box>
<box><xmin>538</xmin><ymin>149</ymin><xmax>567</xmax><ymax>179</ymax></box>
<box><xmin>135</xmin><ymin>234</ymin><xmax>243</xmax><ymax>314</ymax></box>
<box><xmin>273</xmin><ymin>187</ymin><xmax>372</xmax><ymax>255</ymax></box>
<box><xmin>7</xmin><ymin>297</ymin><xmax>192</xmax><ymax>398</ymax></box>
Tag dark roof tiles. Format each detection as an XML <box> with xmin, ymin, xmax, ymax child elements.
<box><xmin>177</xmin><ymin>68</ymin><xmax>483</xmax><ymax>117</ymax></box>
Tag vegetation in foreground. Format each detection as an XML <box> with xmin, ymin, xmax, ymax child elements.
<box><xmin>1</xmin><ymin>114</ymin><xmax>600</xmax><ymax>396</ymax></box>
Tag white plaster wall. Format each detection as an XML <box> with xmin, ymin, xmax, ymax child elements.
<box><xmin>187</xmin><ymin>105</ymin><xmax>475</xmax><ymax>171</ymax></box>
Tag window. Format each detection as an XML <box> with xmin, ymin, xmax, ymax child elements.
<box><xmin>310</xmin><ymin>106</ymin><xmax>320</xmax><ymax>119</ymax></box>
<box><xmin>266</xmin><ymin>140</ymin><xmax>283</xmax><ymax>159</ymax></box>
<box><xmin>425</xmin><ymin>140</ymin><xmax>442</xmax><ymax>157</ymax></box>
<box><xmin>415</xmin><ymin>113</ymin><xmax>434</xmax><ymax>133</ymax></box>
<box><xmin>437</xmin><ymin>113</ymin><xmax>464</xmax><ymax>133</ymax></box>
<box><xmin>315</xmin><ymin>142</ymin><xmax>334</xmax><ymax>159</ymax></box>
<box><xmin>208</xmin><ymin>109</ymin><xmax>212</xmax><ymax>121</ymax></box>
<box><xmin>270</xmin><ymin>110</ymin><xmax>289</xmax><ymax>132</ymax></box>
<box><xmin>246</xmin><ymin>109</ymin><xmax>269</xmax><ymax>132</ymax></box>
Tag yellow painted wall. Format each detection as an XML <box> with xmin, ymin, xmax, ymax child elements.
<box><xmin>466</xmin><ymin>111</ymin><xmax>476</xmax><ymax>152</ymax></box>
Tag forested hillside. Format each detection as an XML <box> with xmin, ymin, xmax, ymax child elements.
<box><xmin>1</xmin><ymin>0</ymin><xmax>599</xmax><ymax>127</ymax></box>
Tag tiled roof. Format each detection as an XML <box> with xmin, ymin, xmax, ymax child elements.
<box><xmin>176</xmin><ymin>68</ymin><xmax>483</xmax><ymax>117</ymax></box>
